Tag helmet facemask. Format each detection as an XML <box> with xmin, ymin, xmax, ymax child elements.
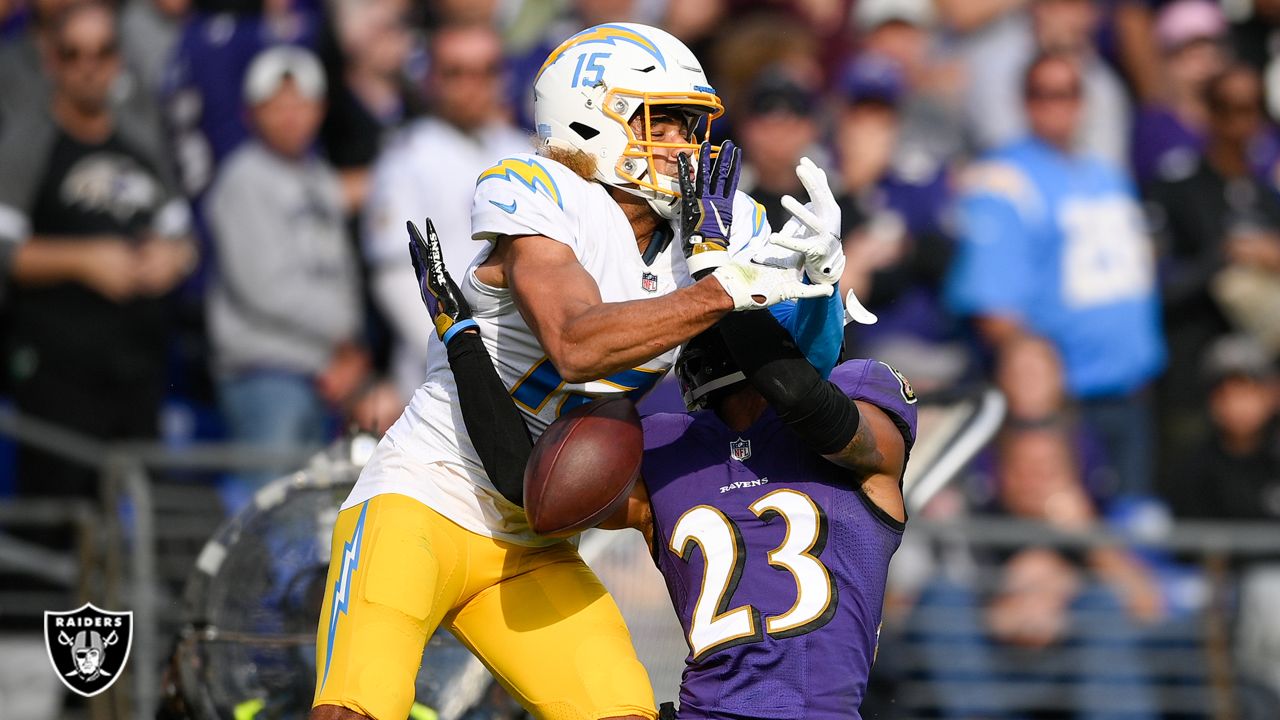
<box><xmin>676</xmin><ymin>327</ymin><xmax>746</xmax><ymax>411</ymax></box>
<box><xmin>605</xmin><ymin>92</ymin><xmax>723</xmax><ymax>218</ymax></box>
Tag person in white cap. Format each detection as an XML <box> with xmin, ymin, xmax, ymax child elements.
<box><xmin>205</xmin><ymin>45</ymin><xmax>366</xmax><ymax>496</ymax></box>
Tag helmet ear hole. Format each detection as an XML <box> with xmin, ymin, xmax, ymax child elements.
<box><xmin>570</xmin><ymin>122</ymin><xmax>600</xmax><ymax>140</ymax></box>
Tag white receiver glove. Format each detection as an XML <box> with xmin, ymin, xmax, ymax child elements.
<box><xmin>712</xmin><ymin>260</ymin><xmax>834</xmax><ymax>311</ymax></box>
<box><xmin>766</xmin><ymin>157</ymin><xmax>845</xmax><ymax>285</ymax></box>
<box><xmin>844</xmin><ymin>289</ymin><xmax>878</xmax><ymax>325</ymax></box>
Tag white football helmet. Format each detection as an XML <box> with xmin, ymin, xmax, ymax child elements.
<box><xmin>533</xmin><ymin>22</ymin><xmax>724</xmax><ymax>219</ymax></box>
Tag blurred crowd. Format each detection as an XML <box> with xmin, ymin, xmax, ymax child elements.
<box><xmin>2</xmin><ymin>0</ymin><xmax>1280</xmax><ymax>713</ymax></box>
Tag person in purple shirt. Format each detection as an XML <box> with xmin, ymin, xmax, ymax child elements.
<box><xmin>407</xmin><ymin>206</ymin><xmax>917</xmax><ymax>718</ymax></box>
<box><xmin>1130</xmin><ymin>0</ymin><xmax>1228</xmax><ymax>184</ymax></box>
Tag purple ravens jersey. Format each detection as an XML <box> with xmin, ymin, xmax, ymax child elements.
<box><xmin>642</xmin><ymin>359</ymin><xmax>918</xmax><ymax>720</ymax></box>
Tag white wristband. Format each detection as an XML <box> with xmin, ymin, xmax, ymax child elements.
<box><xmin>686</xmin><ymin>246</ymin><xmax>729</xmax><ymax>277</ymax></box>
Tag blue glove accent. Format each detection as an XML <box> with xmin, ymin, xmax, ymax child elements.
<box><xmin>769</xmin><ymin>285</ymin><xmax>844</xmax><ymax>379</ymax></box>
<box><xmin>442</xmin><ymin>319</ymin><xmax>479</xmax><ymax>346</ymax></box>
<box><xmin>767</xmin><ymin>300</ymin><xmax>794</xmax><ymax>328</ymax></box>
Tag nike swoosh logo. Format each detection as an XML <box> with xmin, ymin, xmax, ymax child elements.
<box><xmin>709</xmin><ymin>203</ymin><xmax>729</xmax><ymax>237</ymax></box>
<box><xmin>489</xmin><ymin>199</ymin><xmax>518</xmax><ymax>214</ymax></box>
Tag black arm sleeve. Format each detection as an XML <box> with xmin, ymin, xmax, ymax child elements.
<box><xmin>716</xmin><ymin>310</ymin><xmax>861</xmax><ymax>455</ymax></box>
<box><xmin>445</xmin><ymin>331</ymin><xmax>533</xmax><ymax>507</ymax></box>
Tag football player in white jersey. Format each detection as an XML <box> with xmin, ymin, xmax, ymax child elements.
<box><xmin>311</xmin><ymin>22</ymin><xmax>841</xmax><ymax>720</ymax></box>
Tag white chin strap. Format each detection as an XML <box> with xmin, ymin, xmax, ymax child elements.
<box><xmin>648</xmin><ymin>172</ymin><xmax>682</xmax><ymax>218</ymax></box>
<box><xmin>683</xmin><ymin>371</ymin><xmax>747</xmax><ymax>411</ymax></box>
<box><xmin>605</xmin><ymin>169</ymin><xmax>681</xmax><ymax>219</ymax></box>
<box><xmin>647</xmin><ymin>193</ymin><xmax>681</xmax><ymax>220</ymax></box>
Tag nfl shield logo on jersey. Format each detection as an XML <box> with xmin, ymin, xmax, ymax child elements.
<box><xmin>729</xmin><ymin>437</ymin><xmax>752</xmax><ymax>461</ymax></box>
<box><xmin>44</xmin><ymin>603</ymin><xmax>133</xmax><ymax>697</ymax></box>
<box><xmin>641</xmin><ymin>272</ymin><xmax>659</xmax><ymax>293</ymax></box>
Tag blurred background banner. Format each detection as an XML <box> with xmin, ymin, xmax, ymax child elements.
<box><xmin>2</xmin><ymin>0</ymin><xmax>1280</xmax><ymax>717</ymax></box>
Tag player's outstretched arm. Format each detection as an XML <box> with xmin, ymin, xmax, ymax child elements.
<box><xmin>716</xmin><ymin>310</ymin><xmax>906</xmax><ymax>490</ymax></box>
<box><xmin>409</xmin><ymin>219</ymin><xmax>533</xmax><ymax>507</ymax></box>
<box><xmin>493</xmin><ymin>233</ymin><xmax>830</xmax><ymax>383</ymax></box>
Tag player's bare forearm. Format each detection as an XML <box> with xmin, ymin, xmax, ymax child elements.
<box><xmin>825</xmin><ymin>402</ymin><xmax>886</xmax><ymax>476</ymax></box>
<box><xmin>826</xmin><ymin>402</ymin><xmax>907</xmax><ymax>522</ymax></box>
<box><xmin>501</xmin><ymin>234</ymin><xmax>732</xmax><ymax>382</ymax></box>
<box><xmin>825</xmin><ymin>401</ymin><xmax>904</xmax><ymax>477</ymax></box>
<box><xmin>537</xmin><ymin>280</ymin><xmax>732</xmax><ymax>381</ymax></box>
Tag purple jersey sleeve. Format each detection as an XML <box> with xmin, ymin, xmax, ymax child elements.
<box><xmin>642</xmin><ymin>412</ymin><xmax>696</xmax><ymax>452</ymax></box>
<box><xmin>830</xmin><ymin>359</ymin><xmax>918</xmax><ymax>452</ymax></box>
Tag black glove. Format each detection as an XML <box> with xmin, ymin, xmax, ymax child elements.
<box><xmin>408</xmin><ymin>218</ymin><xmax>476</xmax><ymax>344</ymax></box>
<box><xmin>408</xmin><ymin>217</ymin><xmax>532</xmax><ymax>506</ymax></box>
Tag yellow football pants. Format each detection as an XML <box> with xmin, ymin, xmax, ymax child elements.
<box><xmin>313</xmin><ymin>493</ymin><xmax>656</xmax><ymax>720</ymax></box>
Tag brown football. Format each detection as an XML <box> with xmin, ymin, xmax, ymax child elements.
<box><xmin>523</xmin><ymin>397</ymin><xmax>643</xmax><ymax>538</ymax></box>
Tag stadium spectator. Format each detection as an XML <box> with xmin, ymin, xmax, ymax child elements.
<box><xmin>832</xmin><ymin>53</ymin><xmax>961</xmax><ymax>386</ymax></box>
<box><xmin>1130</xmin><ymin>0</ymin><xmax>1228</xmax><ymax>185</ymax></box>
<box><xmin>661</xmin><ymin>0</ymin><xmax>724</xmax><ymax>46</ymax></box>
<box><xmin>423</xmin><ymin>0</ymin><xmax>501</xmax><ymax>26</ymax></box>
<box><xmin>707</xmin><ymin>11</ymin><xmax>822</xmax><ymax>134</ymax></box>
<box><xmin>163</xmin><ymin>0</ymin><xmax>325</xmax><ymax>198</ymax></box>
<box><xmin>946</xmin><ymin>51</ymin><xmax>1165</xmax><ymax>499</ymax></box>
<box><xmin>0</xmin><ymin>0</ymin><xmax>163</xmax><ymax>138</ymax></box>
<box><xmin>853</xmin><ymin>0</ymin><xmax>966</xmax><ymax>169</ymax></box>
<box><xmin>1167</xmin><ymin>335</ymin><xmax>1280</xmax><ymax>522</ymax></box>
<box><xmin>1145</xmin><ymin>64</ymin><xmax>1280</xmax><ymax>458</ymax></box>
<box><xmin>205</xmin><ymin>46</ymin><xmax>364</xmax><ymax>487</ymax></box>
<box><xmin>0</xmin><ymin>0</ymin><xmax>195</xmax><ymax>506</ymax></box>
<box><xmin>504</xmin><ymin>0</ymin><xmax>661</xmax><ymax>130</ymax></box>
<box><xmin>1104</xmin><ymin>0</ymin><xmax>1166</xmax><ymax>107</ymax></box>
<box><xmin>1167</xmin><ymin>334</ymin><xmax>1280</xmax><ymax>704</ymax></box>
<box><xmin>735</xmin><ymin>67</ymin><xmax>824</xmax><ymax>230</ymax></box>
<box><xmin>119</xmin><ymin>0</ymin><xmax>191</xmax><ymax>96</ymax></box>
<box><xmin>913</xmin><ymin>335</ymin><xmax>1163</xmax><ymax>719</ymax></box>
<box><xmin>949</xmin><ymin>0</ymin><xmax>1132</xmax><ymax>168</ymax></box>
<box><xmin>360</xmin><ymin>22</ymin><xmax>527</xmax><ymax>401</ymax></box>
<box><xmin>320</xmin><ymin>0</ymin><xmax>418</xmax><ymax>213</ymax></box>
<box><xmin>317</xmin><ymin>0</ymin><xmax>419</xmax><ymax>433</ymax></box>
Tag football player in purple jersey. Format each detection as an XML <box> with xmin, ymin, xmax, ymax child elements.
<box><xmin>409</xmin><ymin>178</ymin><xmax>916</xmax><ymax>718</ymax></box>
<box><xmin>606</xmin><ymin>306</ymin><xmax>915</xmax><ymax>720</ymax></box>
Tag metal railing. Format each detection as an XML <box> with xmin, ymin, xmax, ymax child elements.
<box><xmin>880</xmin><ymin>516</ymin><xmax>1280</xmax><ymax>719</ymax></box>
<box><xmin>0</xmin><ymin>407</ymin><xmax>319</xmax><ymax>720</ymax></box>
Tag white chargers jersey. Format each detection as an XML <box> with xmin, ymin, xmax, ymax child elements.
<box><xmin>345</xmin><ymin>153</ymin><xmax>771</xmax><ymax>544</ymax></box>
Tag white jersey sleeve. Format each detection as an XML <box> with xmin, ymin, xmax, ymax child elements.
<box><xmin>470</xmin><ymin>154</ymin><xmax>580</xmax><ymax>251</ymax></box>
<box><xmin>727</xmin><ymin>189</ymin><xmax>772</xmax><ymax>259</ymax></box>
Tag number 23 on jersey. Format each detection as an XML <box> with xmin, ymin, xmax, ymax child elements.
<box><xmin>669</xmin><ymin>488</ymin><xmax>837</xmax><ymax>660</ymax></box>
